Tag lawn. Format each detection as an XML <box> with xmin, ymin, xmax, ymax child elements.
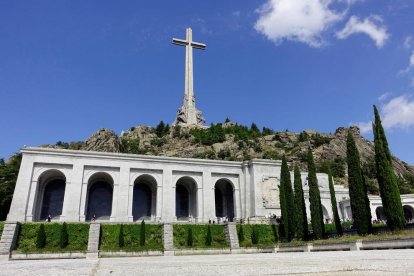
<box><xmin>173</xmin><ymin>224</ymin><xmax>228</xmax><ymax>249</ymax></box>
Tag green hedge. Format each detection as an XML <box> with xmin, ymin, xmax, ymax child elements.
<box><xmin>0</xmin><ymin>222</ymin><xmax>4</xmax><ymax>236</ymax></box>
<box><xmin>237</xmin><ymin>224</ymin><xmax>278</xmax><ymax>248</ymax></box>
<box><xmin>100</xmin><ymin>224</ymin><xmax>163</xmax><ymax>252</ymax></box>
<box><xmin>15</xmin><ymin>223</ymin><xmax>89</xmax><ymax>253</ymax></box>
<box><xmin>173</xmin><ymin>224</ymin><xmax>228</xmax><ymax>249</ymax></box>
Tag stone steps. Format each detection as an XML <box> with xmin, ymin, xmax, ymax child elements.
<box><xmin>87</xmin><ymin>223</ymin><xmax>100</xmax><ymax>258</ymax></box>
<box><xmin>163</xmin><ymin>224</ymin><xmax>174</xmax><ymax>251</ymax></box>
<box><xmin>225</xmin><ymin>223</ymin><xmax>240</xmax><ymax>249</ymax></box>
<box><xmin>0</xmin><ymin>222</ymin><xmax>19</xmax><ymax>259</ymax></box>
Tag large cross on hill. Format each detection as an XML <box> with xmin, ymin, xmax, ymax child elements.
<box><xmin>172</xmin><ymin>28</ymin><xmax>206</xmax><ymax>127</ymax></box>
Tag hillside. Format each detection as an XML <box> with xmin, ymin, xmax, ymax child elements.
<box><xmin>42</xmin><ymin>121</ymin><xmax>414</xmax><ymax>195</ymax></box>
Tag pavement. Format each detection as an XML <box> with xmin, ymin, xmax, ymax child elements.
<box><xmin>1</xmin><ymin>249</ymin><xmax>414</xmax><ymax>275</ymax></box>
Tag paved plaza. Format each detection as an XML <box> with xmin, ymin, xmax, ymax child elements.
<box><xmin>1</xmin><ymin>250</ymin><xmax>414</xmax><ymax>275</ymax></box>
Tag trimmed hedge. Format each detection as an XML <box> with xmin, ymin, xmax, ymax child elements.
<box><xmin>0</xmin><ymin>222</ymin><xmax>4</xmax><ymax>237</ymax></box>
<box><xmin>15</xmin><ymin>223</ymin><xmax>89</xmax><ymax>253</ymax></box>
<box><xmin>173</xmin><ymin>224</ymin><xmax>228</xmax><ymax>249</ymax></box>
<box><xmin>100</xmin><ymin>224</ymin><xmax>163</xmax><ymax>252</ymax></box>
<box><xmin>237</xmin><ymin>224</ymin><xmax>278</xmax><ymax>248</ymax></box>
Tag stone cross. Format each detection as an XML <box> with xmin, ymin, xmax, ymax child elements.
<box><xmin>172</xmin><ymin>28</ymin><xmax>206</xmax><ymax>126</ymax></box>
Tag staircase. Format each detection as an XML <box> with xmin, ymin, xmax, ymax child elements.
<box><xmin>0</xmin><ymin>222</ymin><xmax>19</xmax><ymax>260</ymax></box>
<box><xmin>225</xmin><ymin>222</ymin><xmax>240</xmax><ymax>250</ymax></box>
<box><xmin>163</xmin><ymin>223</ymin><xmax>174</xmax><ymax>254</ymax></box>
<box><xmin>87</xmin><ymin>223</ymin><xmax>100</xmax><ymax>258</ymax></box>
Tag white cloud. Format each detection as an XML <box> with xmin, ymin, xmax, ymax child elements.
<box><xmin>404</xmin><ymin>36</ymin><xmax>413</xmax><ymax>49</ymax></box>
<box><xmin>351</xmin><ymin>121</ymin><xmax>372</xmax><ymax>134</ymax></box>
<box><xmin>254</xmin><ymin>0</ymin><xmax>343</xmax><ymax>47</ymax></box>
<box><xmin>410</xmin><ymin>51</ymin><xmax>414</xmax><ymax>67</ymax></box>
<box><xmin>336</xmin><ymin>15</ymin><xmax>389</xmax><ymax>48</ymax></box>
<box><xmin>378</xmin><ymin>92</ymin><xmax>391</xmax><ymax>101</ymax></box>
<box><xmin>382</xmin><ymin>95</ymin><xmax>414</xmax><ymax>129</ymax></box>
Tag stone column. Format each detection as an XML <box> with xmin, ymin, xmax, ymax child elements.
<box><xmin>61</xmin><ymin>162</ymin><xmax>83</xmax><ymax>222</ymax></box>
<box><xmin>110</xmin><ymin>183</ymin><xmax>120</xmax><ymax>222</ymax></box>
<box><xmin>79</xmin><ymin>178</ymin><xmax>89</xmax><ymax>222</ymax></box>
<box><xmin>197</xmin><ymin>185</ymin><xmax>204</xmax><ymax>223</ymax></box>
<box><xmin>234</xmin><ymin>187</ymin><xmax>242</xmax><ymax>222</ymax></box>
<box><xmin>162</xmin><ymin>169</ymin><xmax>174</xmax><ymax>223</ymax></box>
<box><xmin>203</xmin><ymin>171</ymin><xmax>215</xmax><ymax>223</ymax></box>
<box><xmin>156</xmin><ymin>182</ymin><xmax>163</xmax><ymax>222</ymax></box>
<box><xmin>127</xmin><ymin>182</ymin><xmax>134</xmax><ymax>222</ymax></box>
<box><xmin>115</xmin><ymin>166</ymin><xmax>130</xmax><ymax>222</ymax></box>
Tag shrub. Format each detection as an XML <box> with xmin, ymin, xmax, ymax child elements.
<box><xmin>238</xmin><ymin>225</ymin><xmax>245</xmax><ymax>242</ymax></box>
<box><xmin>187</xmin><ymin>228</ymin><xmax>193</xmax><ymax>246</ymax></box>
<box><xmin>150</xmin><ymin>138</ymin><xmax>167</xmax><ymax>147</ymax></box>
<box><xmin>118</xmin><ymin>224</ymin><xmax>124</xmax><ymax>248</ymax></box>
<box><xmin>251</xmin><ymin>226</ymin><xmax>259</xmax><ymax>245</ymax></box>
<box><xmin>173</xmin><ymin>225</ymin><xmax>228</xmax><ymax>249</ymax></box>
<box><xmin>36</xmin><ymin>224</ymin><xmax>46</xmax><ymax>249</ymax></box>
<box><xmin>236</xmin><ymin>224</ymin><xmax>277</xmax><ymax>248</ymax></box>
<box><xmin>59</xmin><ymin>222</ymin><xmax>69</xmax><ymax>248</ymax></box>
<box><xmin>206</xmin><ymin>225</ymin><xmax>212</xmax><ymax>246</ymax></box>
<box><xmin>140</xmin><ymin>220</ymin><xmax>146</xmax><ymax>246</ymax></box>
<box><xmin>0</xmin><ymin>222</ymin><xmax>4</xmax><ymax>237</ymax></box>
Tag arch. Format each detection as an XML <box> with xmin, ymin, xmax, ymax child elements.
<box><xmin>86</xmin><ymin>172</ymin><xmax>114</xmax><ymax>221</ymax></box>
<box><xmin>133</xmin><ymin>174</ymin><xmax>157</xmax><ymax>221</ymax></box>
<box><xmin>403</xmin><ymin>205</ymin><xmax>414</xmax><ymax>222</ymax></box>
<box><xmin>214</xmin><ymin>178</ymin><xmax>235</xmax><ymax>222</ymax></box>
<box><xmin>375</xmin><ymin>206</ymin><xmax>386</xmax><ymax>221</ymax></box>
<box><xmin>35</xmin><ymin>169</ymin><xmax>66</xmax><ymax>221</ymax></box>
<box><xmin>175</xmin><ymin>176</ymin><xmax>197</xmax><ymax>220</ymax></box>
<box><xmin>321</xmin><ymin>204</ymin><xmax>330</xmax><ymax>222</ymax></box>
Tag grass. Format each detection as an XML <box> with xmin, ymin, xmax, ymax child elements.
<box><xmin>14</xmin><ymin>223</ymin><xmax>89</xmax><ymax>253</ymax></box>
<box><xmin>99</xmin><ymin>224</ymin><xmax>163</xmax><ymax>252</ymax></box>
<box><xmin>237</xmin><ymin>224</ymin><xmax>278</xmax><ymax>248</ymax></box>
<box><xmin>173</xmin><ymin>224</ymin><xmax>228</xmax><ymax>249</ymax></box>
<box><xmin>0</xmin><ymin>222</ymin><xmax>4</xmax><ymax>236</ymax></box>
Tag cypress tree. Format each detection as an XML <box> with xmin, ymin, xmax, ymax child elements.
<box><xmin>187</xmin><ymin>228</ymin><xmax>193</xmax><ymax>246</ymax></box>
<box><xmin>293</xmin><ymin>165</ymin><xmax>308</xmax><ymax>241</ymax></box>
<box><xmin>327</xmin><ymin>167</ymin><xmax>343</xmax><ymax>236</ymax></box>
<box><xmin>373</xmin><ymin>105</ymin><xmax>405</xmax><ymax>230</ymax></box>
<box><xmin>206</xmin><ymin>225</ymin><xmax>212</xmax><ymax>246</ymax></box>
<box><xmin>118</xmin><ymin>224</ymin><xmax>124</xmax><ymax>248</ymax></box>
<box><xmin>251</xmin><ymin>225</ymin><xmax>259</xmax><ymax>245</ymax></box>
<box><xmin>271</xmin><ymin>224</ymin><xmax>279</xmax><ymax>242</ymax></box>
<box><xmin>140</xmin><ymin>220</ymin><xmax>146</xmax><ymax>246</ymax></box>
<box><xmin>307</xmin><ymin>148</ymin><xmax>325</xmax><ymax>239</ymax></box>
<box><xmin>346</xmin><ymin>131</ymin><xmax>372</xmax><ymax>235</ymax></box>
<box><xmin>59</xmin><ymin>222</ymin><xmax>69</xmax><ymax>248</ymax></box>
<box><xmin>36</xmin><ymin>224</ymin><xmax>46</xmax><ymax>249</ymax></box>
<box><xmin>279</xmin><ymin>156</ymin><xmax>295</xmax><ymax>241</ymax></box>
<box><xmin>238</xmin><ymin>225</ymin><xmax>245</xmax><ymax>243</ymax></box>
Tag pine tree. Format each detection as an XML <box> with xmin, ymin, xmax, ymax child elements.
<box><xmin>328</xmin><ymin>167</ymin><xmax>343</xmax><ymax>236</ymax></box>
<box><xmin>293</xmin><ymin>165</ymin><xmax>308</xmax><ymax>241</ymax></box>
<box><xmin>307</xmin><ymin>148</ymin><xmax>325</xmax><ymax>240</ymax></box>
<box><xmin>279</xmin><ymin>156</ymin><xmax>295</xmax><ymax>240</ymax></box>
<box><xmin>206</xmin><ymin>225</ymin><xmax>212</xmax><ymax>246</ymax></box>
<box><xmin>140</xmin><ymin>220</ymin><xmax>146</xmax><ymax>246</ymax></box>
<box><xmin>59</xmin><ymin>222</ymin><xmax>69</xmax><ymax>248</ymax></box>
<box><xmin>373</xmin><ymin>105</ymin><xmax>405</xmax><ymax>230</ymax></box>
<box><xmin>118</xmin><ymin>224</ymin><xmax>124</xmax><ymax>248</ymax></box>
<box><xmin>187</xmin><ymin>228</ymin><xmax>193</xmax><ymax>246</ymax></box>
<box><xmin>346</xmin><ymin>131</ymin><xmax>372</xmax><ymax>235</ymax></box>
<box><xmin>36</xmin><ymin>224</ymin><xmax>46</xmax><ymax>249</ymax></box>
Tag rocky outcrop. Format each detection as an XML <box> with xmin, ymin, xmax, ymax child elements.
<box><xmin>81</xmin><ymin>128</ymin><xmax>122</xmax><ymax>153</ymax></box>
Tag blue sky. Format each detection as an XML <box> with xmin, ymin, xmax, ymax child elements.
<box><xmin>1</xmin><ymin>1</ymin><xmax>414</xmax><ymax>164</ymax></box>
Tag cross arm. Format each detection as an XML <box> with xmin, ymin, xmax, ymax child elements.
<box><xmin>172</xmin><ymin>38</ymin><xmax>188</xmax><ymax>46</ymax></box>
<box><xmin>191</xmin><ymin>42</ymin><xmax>206</xmax><ymax>50</ymax></box>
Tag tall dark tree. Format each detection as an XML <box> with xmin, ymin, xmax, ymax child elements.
<box><xmin>346</xmin><ymin>131</ymin><xmax>372</xmax><ymax>235</ymax></box>
<box><xmin>36</xmin><ymin>224</ymin><xmax>46</xmax><ymax>249</ymax></box>
<box><xmin>0</xmin><ymin>153</ymin><xmax>22</xmax><ymax>220</ymax></box>
<box><xmin>373</xmin><ymin>105</ymin><xmax>405</xmax><ymax>230</ymax></box>
<box><xmin>59</xmin><ymin>222</ymin><xmax>69</xmax><ymax>248</ymax></box>
<box><xmin>293</xmin><ymin>165</ymin><xmax>308</xmax><ymax>241</ymax></box>
<box><xmin>140</xmin><ymin>220</ymin><xmax>146</xmax><ymax>246</ymax></box>
<box><xmin>279</xmin><ymin>156</ymin><xmax>295</xmax><ymax>241</ymax></box>
<box><xmin>327</xmin><ymin>167</ymin><xmax>343</xmax><ymax>236</ymax></box>
<box><xmin>307</xmin><ymin>148</ymin><xmax>325</xmax><ymax>239</ymax></box>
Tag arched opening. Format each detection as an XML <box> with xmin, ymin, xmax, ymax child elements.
<box><xmin>36</xmin><ymin>170</ymin><xmax>66</xmax><ymax>221</ymax></box>
<box><xmin>86</xmin><ymin>172</ymin><xmax>113</xmax><ymax>221</ymax></box>
<box><xmin>133</xmin><ymin>175</ymin><xmax>157</xmax><ymax>221</ymax></box>
<box><xmin>175</xmin><ymin>176</ymin><xmax>197</xmax><ymax>220</ymax></box>
<box><xmin>321</xmin><ymin>205</ymin><xmax>330</xmax><ymax>223</ymax></box>
<box><xmin>376</xmin><ymin>206</ymin><xmax>386</xmax><ymax>221</ymax></box>
<box><xmin>403</xmin><ymin>205</ymin><xmax>414</xmax><ymax>222</ymax></box>
<box><xmin>214</xmin><ymin>179</ymin><xmax>235</xmax><ymax>222</ymax></box>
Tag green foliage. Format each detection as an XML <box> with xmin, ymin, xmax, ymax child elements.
<box><xmin>15</xmin><ymin>223</ymin><xmax>89</xmax><ymax>253</ymax></box>
<box><xmin>190</xmin><ymin>124</ymin><xmax>225</xmax><ymax>145</ymax></box>
<box><xmin>59</xmin><ymin>222</ymin><xmax>69</xmax><ymax>248</ymax></box>
<box><xmin>206</xmin><ymin>225</ymin><xmax>212</xmax><ymax>246</ymax></box>
<box><xmin>155</xmin><ymin>121</ymin><xmax>170</xmax><ymax>137</ymax></box>
<box><xmin>100</xmin><ymin>224</ymin><xmax>163</xmax><ymax>251</ymax></box>
<box><xmin>250</xmin><ymin>123</ymin><xmax>261</xmax><ymax>137</ymax></box>
<box><xmin>0</xmin><ymin>153</ymin><xmax>22</xmax><ymax>220</ymax></box>
<box><xmin>262</xmin><ymin>151</ymin><xmax>281</xmax><ymax>160</ymax></box>
<box><xmin>298</xmin><ymin>131</ymin><xmax>309</xmax><ymax>142</ymax></box>
<box><xmin>311</xmin><ymin>134</ymin><xmax>332</xmax><ymax>148</ymax></box>
<box><xmin>236</xmin><ymin>224</ymin><xmax>278</xmax><ymax>247</ymax></box>
<box><xmin>328</xmin><ymin>167</ymin><xmax>343</xmax><ymax>236</ymax></box>
<box><xmin>150</xmin><ymin>138</ymin><xmax>167</xmax><ymax>147</ymax></box>
<box><xmin>373</xmin><ymin>105</ymin><xmax>405</xmax><ymax>230</ymax></box>
<box><xmin>121</xmin><ymin>138</ymin><xmax>144</xmax><ymax>154</ymax></box>
<box><xmin>173</xmin><ymin>225</ymin><xmax>228</xmax><ymax>249</ymax></box>
<box><xmin>238</xmin><ymin>224</ymin><xmax>245</xmax><ymax>242</ymax></box>
<box><xmin>140</xmin><ymin>220</ymin><xmax>146</xmax><ymax>246</ymax></box>
<box><xmin>307</xmin><ymin>149</ymin><xmax>325</xmax><ymax>240</ymax></box>
<box><xmin>0</xmin><ymin>222</ymin><xmax>3</xmax><ymax>236</ymax></box>
<box><xmin>251</xmin><ymin>225</ymin><xmax>259</xmax><ymax>245</ymax></box>
<box><xmin>262</xmin><ymin>127</ymin><xmax>274</xmax><ymax>136</ymax></box>
<box><xmin>187</xmin><ymin>228</ymin><xmax>193</xmax><ymax>246</ymax></box>
<box><xmin>118</xmin><ymin>224</ymin><xmax>125</xmax><ymax>248</ymax></box>
<box><xmin>218</xmin><ymin>149</ymin><xmax>231</xmax><ymax>160</ymax></box>
<box><xmin>293</xmin><ymin>165</ymin><xmax>308</xmax><ymax>241</ymax></box>
<box><xmin>192</xmin><ymin>151</ymin><xmax>216</xmax><ymax>160</ymax></box>
<box><xmin>279</xmin><ymin>156</ymin><xmax>295</xmax><ymax>241</ymax></box>
<box><xmin>36</xmin><ymin>224</ymin><xmax>46</xmax><ymax>249</ymax></box>
<box><xmin>172</xmin><ymin>125</ymin><xmax>181</xmax><ymax>138</ymax></box>
<box><xmin>346</xmin><ymin>131</ymin><xmax>372</xmax><ymax>235</ymax></box>
<box><xmin>55</xmin><ymin>141</ymin><xmax>83</xmax><ymax>150</ymax></box>
<box><xmin>317</xmin><ymin>157</ymin><xmax>346</xmax><ymax>178</ymax></box>
<box><xmin>225</xmin><ymin>117</ymin><xmax>231</xmax><ymax>123</ymax></box>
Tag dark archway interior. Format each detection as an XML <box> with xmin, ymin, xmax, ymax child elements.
<box><xmin>133</xmin><ymin>176</ymin><xmax>155</xmax><ymax>220</ymax></box>
<box><xmin>86</xmin><ymin>180</ymin><xmax>113</xmax><ymax>220</ymax></box>
<box><xmin>40</xmin><ymin>179</ymin><xmax>66</xmax><ymax>220</ymax></box>
<box><xmin>403</xmin><ymin>205</ymin><xmax>414</xmax><ymax>221</ymax></box>
<box><xmin>176</xmin><ymin>184</ymin><xmax>189</xmax><ymax>218</ymax></box>
<box><xmin>215</xmin><ymin>179</ymin><xmax>234</xmax><ymax>221</ymax></box>
<box><xmin>376</xmin><ymin>207</ymin><xmax>386</xmax><ymax>221</ymax></box>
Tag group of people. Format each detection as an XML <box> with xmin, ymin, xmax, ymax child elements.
<box><xmin>208</xmin><ymin>217</ymin><xmax>229</xmax><ymax>224</ymax></box>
